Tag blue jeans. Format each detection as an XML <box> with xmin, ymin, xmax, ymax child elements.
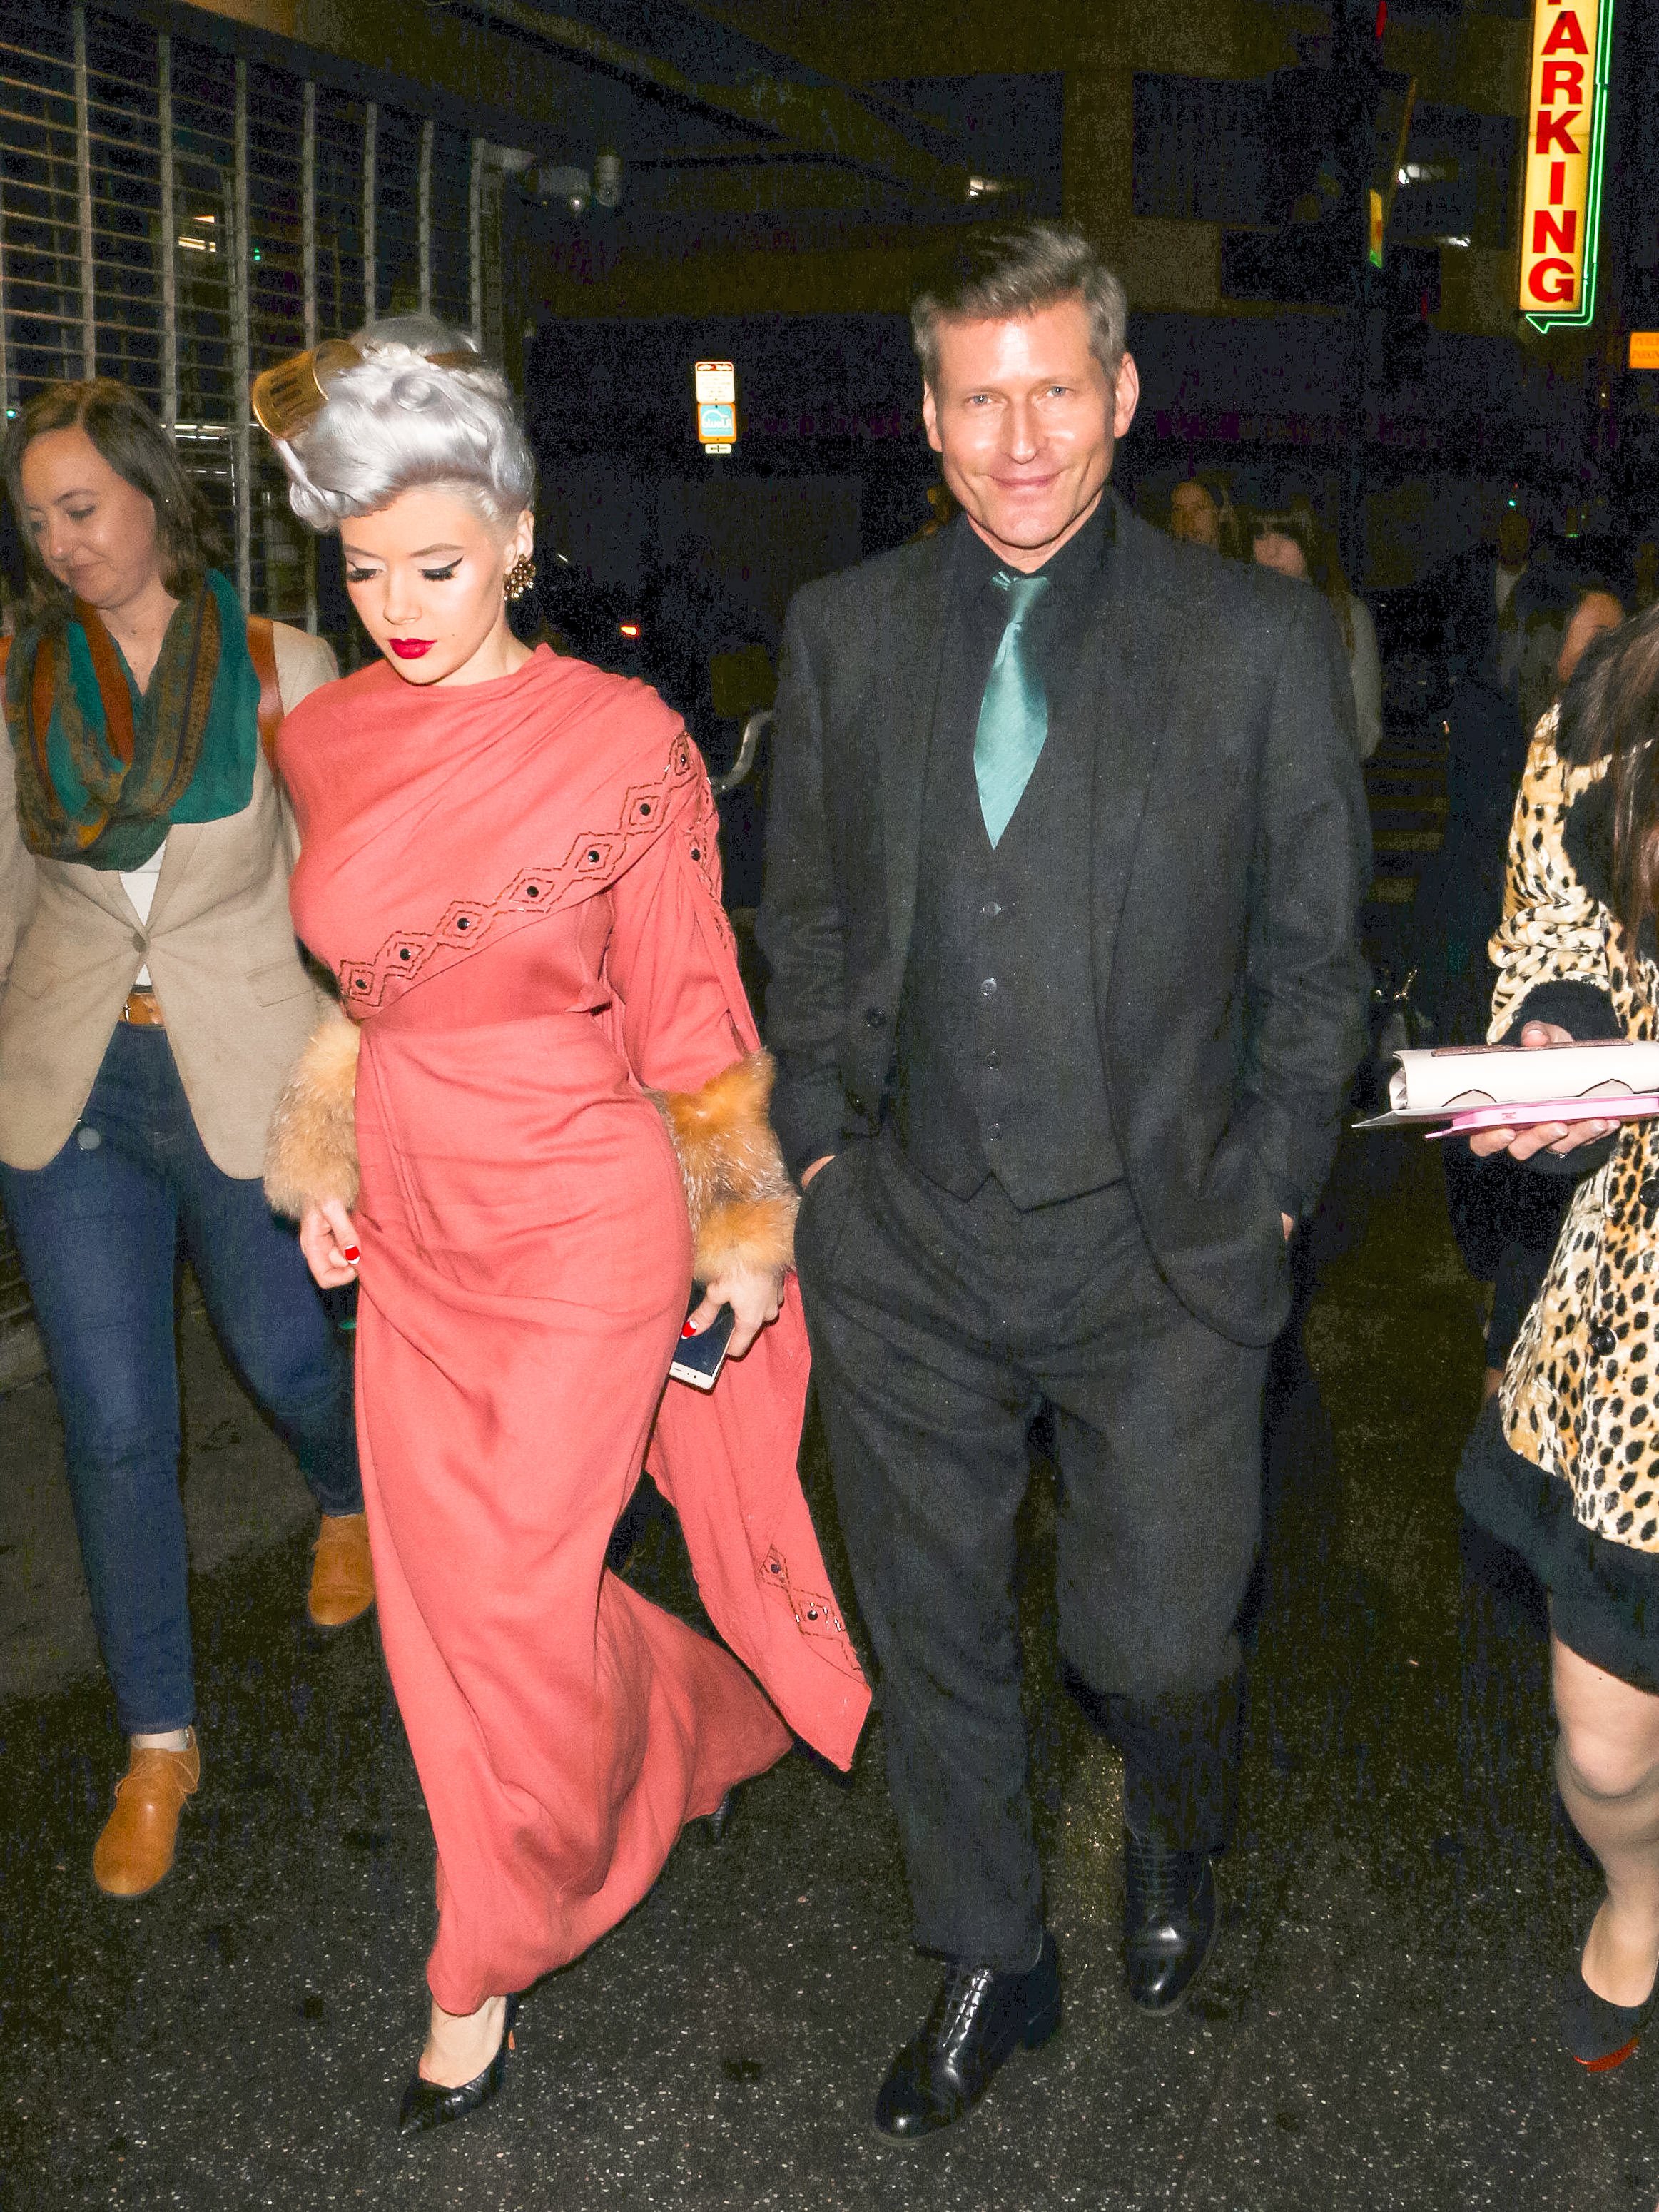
<box><xmin>0</xmin><ymin>1024</ymin><xmax>362</xmax><ymax>1735</ymax></box>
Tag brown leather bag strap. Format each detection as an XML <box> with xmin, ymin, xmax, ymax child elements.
<box><xmin>246</xmin><ymin>615</ymin><xmax>283</xmax><ymax>783</ymax></box>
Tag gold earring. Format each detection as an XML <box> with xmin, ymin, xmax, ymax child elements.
<box><xmin>504</xmin><ymin>553</ymin><xmax>537</xmax><ymax>603</ymax></box>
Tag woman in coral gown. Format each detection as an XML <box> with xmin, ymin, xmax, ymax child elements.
<box><xmin>253</xmin><ymin>320</ymin><xmax>867</xmax><ymax>2129</ymax></box>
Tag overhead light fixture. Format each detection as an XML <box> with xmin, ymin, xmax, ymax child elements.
<box><xmin>532</xmin><ymin>163</ymin><xmax>594</xmax><ymax>215</ymax></box>
<box><xmin>594</xmin><ymin>151</ymin><xmax>624</xmax><ymax>210</ymax></box>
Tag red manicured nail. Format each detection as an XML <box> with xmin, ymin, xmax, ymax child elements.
<box><xmin>342</xmin><ymin>1245</ymin><xmax>360</xmax><ymax>1263</ymax></box>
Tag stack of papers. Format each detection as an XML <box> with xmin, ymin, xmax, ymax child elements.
<box><xmin>1358</xmin><ymin>1039</ymin><xmax>1659</xmax><ymax>1132</ymax></box>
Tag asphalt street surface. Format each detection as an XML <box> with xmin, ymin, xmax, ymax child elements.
<box><xmin>3</xmin><ymin>1136</ymin><xmax>1658</xmax><ymax>2210</ymax></box>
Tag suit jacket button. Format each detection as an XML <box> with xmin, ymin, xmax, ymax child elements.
<box><xmin>848</xmin><ymin>1091</ymin><xmax>866</xmax><ymax>1114</ymax></box>
<box><xmin>1591</xmin><ymin>1324</ymin><xmax>1618</xmax><ymax>1359</ymax></box>
<box><xmin>1641</xmin><ymin>1177</ymin><xmax>1659</xmax><ymax>1212</ymax></box>
<box><xmin>131</xmin><ymin>930</ymin><xmax>147</xmax><ymax>953</ymax></box>
<box><xmin>864</xmin><ymin>1006</ymin><xmax>886</xmax><ymax>1028</ymax></box>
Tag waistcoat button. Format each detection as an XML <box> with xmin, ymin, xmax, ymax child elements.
<box><xmin>1642</xmin><ymin>1177</ymin><xmax>1659</xmax><ymax>1212</ymax></box>
<box><xmin>1591</xmin><ymin>1324</ymin><xmax>1618</xmax><ymax>1359</ymax></box>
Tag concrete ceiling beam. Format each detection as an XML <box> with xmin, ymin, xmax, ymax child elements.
<box><xmin>462</xmin><ymin>0</ymin><xmax>982</xmax><ymax>203</ymax></box>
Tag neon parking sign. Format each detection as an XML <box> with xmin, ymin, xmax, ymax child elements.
<box><xmin>1518</xmin><ymin>0</ymin><xmax>1615</xmax><ymax>331</ymax></box>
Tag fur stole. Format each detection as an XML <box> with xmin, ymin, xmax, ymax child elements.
<box><xmin>651</xmin><ymin>1050</ymin><xmax>798</xmax><ymax>1280</ymax></box>
<box><xmin>263</xmin><ymin>1010</ymin><xmax>361</xmax><ymax>1216</ymax></box>
<box><xmin>264</xmin><ymin>1018</ymin><xmax>798</xmax><ymax>1279</ymax></box>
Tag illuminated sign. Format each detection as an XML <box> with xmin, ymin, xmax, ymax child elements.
<box><xmin>695</xmin><ymin>360</ymin><xmax>736</xmax><ymax>455</ymax></box>
<box><xmin>1630</xmin><ymin>333</ymin><xmax>1659</xmax><ymax>371</ymax></box>
<box><xmin>1518</xmin><ymin>0</ymin><xmax>1615</xmax><ymax>330</ymax></box>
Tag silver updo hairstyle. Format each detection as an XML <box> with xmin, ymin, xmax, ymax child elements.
<box><xmin>268</xmin><ymin>316</ymin><xmax>536</xmax><ymax>533</ymax></box>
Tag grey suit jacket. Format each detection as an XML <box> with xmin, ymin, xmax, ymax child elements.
<box><xmin>756</xmin><ymin>499</ymin><xmax>1373</xmax><ymax>1346</ymax></box>
<box><xmin>0</xmin><ymin>622</ymin><xmax>338</xmax><ymax>1177</ymax></box>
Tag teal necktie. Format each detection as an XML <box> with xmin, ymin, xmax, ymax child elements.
<box><xmin>974</xmin><ymin>570</ymin><xmax>1050</xmax><ymax>849</ymax></box>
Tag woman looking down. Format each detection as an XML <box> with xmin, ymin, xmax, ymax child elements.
<box><xmin>0</xmin><ymin>381</ymin><xmax>370</xmax><ymax>1904</ymax></box>
<box><xmin>255</xmin><ymin>320</ymin><xmax>868</xmax><ymax>2131</ymax></box>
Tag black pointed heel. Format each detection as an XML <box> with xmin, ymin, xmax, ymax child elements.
<box><xmin>1561</xmin><ymin>1937</ymin><xmax>1659</xmax><ymax>2072</ymax></box>
<box><xmin>708</xmin><ymin>1787</ymin><xmax>738</xmax><ymax>1845</ymax></box>
<box><xmin>397</xmin><ymin>1994</ymin><xmax>519</xmax><ymax>2135</ymax></box>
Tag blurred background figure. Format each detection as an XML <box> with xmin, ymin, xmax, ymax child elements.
<box><xmin>910</xmin><ymin>482</ymin><xmax>960</xmax><ymax>542</ymax></box>
<box><xmin>1431</xmin><ymin>484</ymin><xmax>1569</xmax><ymax>744</ymax></box>
<box><xmin>1249</xmin><ymin>499</ymin><xmax>1381</xmax><ymax>761</ymax></box>
<box><xmin>1167</xmin><ymin>471</ymin><xmax>1246</xmax><ymax>559</ymax></box>
<box><xmin>1558</xmin><ymin>581</ymin><xmax>1625</xmax><ymax>691</ymax></box>
<box><xmin>1170</xmin><ymin>476</ymin><xmax>1221</xmax><ymax>548</ymax></box>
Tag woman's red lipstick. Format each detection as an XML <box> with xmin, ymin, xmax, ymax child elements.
<box><xmin>390</xmin><ymin>638</ymin><xmax>434</xmax><ymax>660</ymax></box>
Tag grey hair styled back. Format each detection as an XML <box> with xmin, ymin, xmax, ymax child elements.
<box><xmin>910</xmin><ymin>223</ymin><xmax>1129</xmax><ymax>390</ymax></box>
<box><xmin>270</xmin><ymin>317</ymin><xmax>535</xmax><ymax>532</ymax></box>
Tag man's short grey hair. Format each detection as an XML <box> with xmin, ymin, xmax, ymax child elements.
<box><xmin>273</xmin><ymin>316</ymin><xmax>536</xmax><ymax>533</ymax></box>
<box><xmin>910</xmin><ymin>223</ymin><xmax>1129</xmax><ymax>391</ymax></box>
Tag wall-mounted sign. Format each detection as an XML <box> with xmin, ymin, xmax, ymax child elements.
<box><xmin>1518</xmin><ymin>0</ymin><xmax>1615</xmax><ymax>331</ymax></box>
<box><xmin>1630</xmin><ymin>333</ymin><xmax>1659</xmax><ymax>371</ymax></box>
<box><xmin>695</xmin><ymin>360</ymin><xmax>736</xmax><ymax>455</ymax></box>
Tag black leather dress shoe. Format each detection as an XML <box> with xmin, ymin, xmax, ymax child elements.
<box><xmin>1123</xmin><ymin>1831</ymin><xmax>1219</xmax><ymax>2013</ymax></box>
<box><xmin>397</xmin><ymin>1994</ymin><xmax>519</xmax><ymax>2136</ymax></box>
<box><xmin>873</xmin><ymin>1931</ymin><xmax>1061</xmax><ymax>2145</ymax></box>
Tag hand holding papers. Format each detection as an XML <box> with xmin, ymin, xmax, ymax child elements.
<box><xmin>1357</xmin><ymin>1033</ymin><xmax>1659</xmax><ymax>1137</ymax></box>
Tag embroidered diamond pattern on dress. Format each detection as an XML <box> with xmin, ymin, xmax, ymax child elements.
<box><xmin>337</xmin><ymin>736</ymin><xmax>700</xmax><ymax>1014</ymax></box>
<box><xmin>759</xmin><ymin>1546</ymin><xmax>863</xmax><ymax>1676</ymax></box>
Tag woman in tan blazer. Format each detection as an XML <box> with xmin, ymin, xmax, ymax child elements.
<box><xmin>0</xmin><ymin>381</ymin><xmax>371</xmax><ymax>1902</ymax></box>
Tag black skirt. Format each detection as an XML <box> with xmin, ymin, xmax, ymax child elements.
<box><xmin>1458</xmin><ymin>1398</ymin><xmax>1659</xmax><ymax>1694</ymax></box>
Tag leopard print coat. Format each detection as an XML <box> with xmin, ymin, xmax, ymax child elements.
<box><xmin>1491</xmin><ymin>706</ymin><xmax>1659</xmax><ymax>1554</ymax></box>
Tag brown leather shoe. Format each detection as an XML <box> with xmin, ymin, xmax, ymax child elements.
<box><xmin>93</xmin><ymin>1732</ymin><xmax>201</xmax><ymax>1899</ymax></box>
<box><xmin>308</xmin><ymin>1512</ymin><xmax>375</xmax><ymax>1630</ymax></box>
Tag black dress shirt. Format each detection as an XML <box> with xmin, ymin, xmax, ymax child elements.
<box><xmin>893</xmin><ymin>498</ymin><xmax>1123</xmax><ymax>1206</ymax></box>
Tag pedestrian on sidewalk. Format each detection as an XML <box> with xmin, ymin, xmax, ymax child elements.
<box><xmin>255</xmin><ymin>319</ymin><xmax>868</xmax><ymax>2135</ymax></box>
<box><xmin>0</xmin><ymin>381</ymin><xmax>373</xmax><ymax>1903</ymax></box>
<box><xmin>1458</xmin><ymin>599</ymin><xmax>1659</xmax><ymax>2070</ymax></box>
<box><xmin>757</xmin><ymin>222</ymin><xmax>1370</xmax><ymax>2145</ymax></box>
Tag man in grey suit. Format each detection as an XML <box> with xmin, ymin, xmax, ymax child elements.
<box><xmin>758</xmin><ymin>224</ymin><xmax>1370</xmax><ymax>2143</ymax></box>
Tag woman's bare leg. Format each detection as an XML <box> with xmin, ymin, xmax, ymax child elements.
<box><xmin>420</xmin><ymin>1993</ymin><xmax>509</xmax><ymax>2086</ymax></box>
<box><xmin>1553</xmin><ymin>1631</ymin><xmax>1659</xmax><ymax>2006</ymax></box>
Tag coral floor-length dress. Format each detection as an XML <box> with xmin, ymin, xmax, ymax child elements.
<box><xmin>279</xmin><ymin>647</ymin><xmax>868</xmax><ymax>2014</ymax></box>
